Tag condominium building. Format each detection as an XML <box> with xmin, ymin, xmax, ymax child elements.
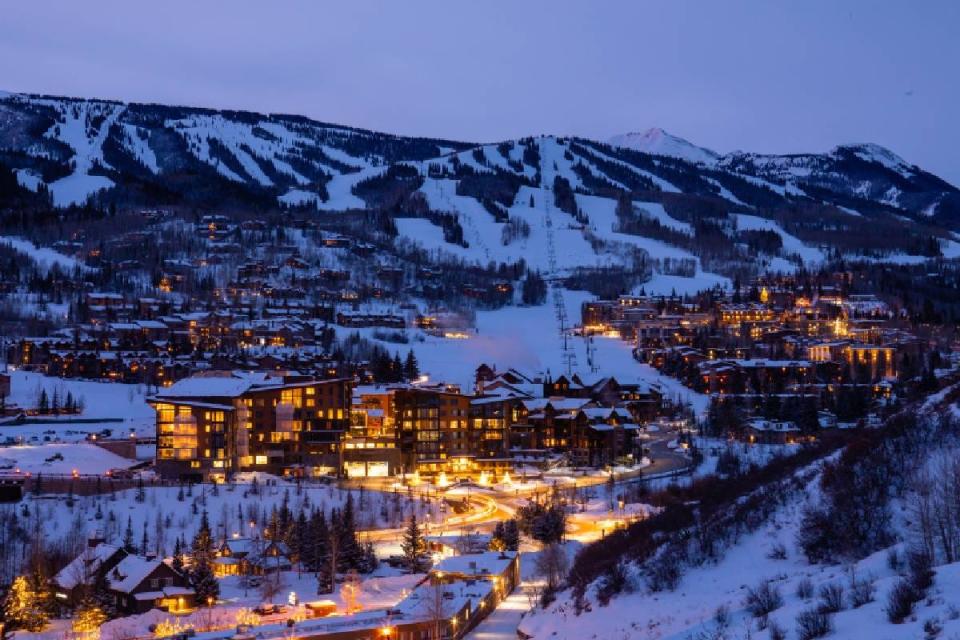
<box><xmin>150</xmin><ymin>371</ymin><xmax>351</xmax><ymax>481</ymax></box>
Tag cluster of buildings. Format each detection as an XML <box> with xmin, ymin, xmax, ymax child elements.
<box><xmin>582</xmin><ymin>282</ymin><xmax>940</xmax><ymax>438</ymax></box>
<box><xmin>149</xmin><ymin>366</ymin><xmax>675</xmax><ymax>483</ymax></box>
<box><xmin>51</xmin><ymin>537</ymin><xmax>520</xmax><ymax>640</ymax></box>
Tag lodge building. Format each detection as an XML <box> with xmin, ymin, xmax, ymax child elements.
<box><xmin>149</xmin><ymin>371</ymin><xmax>351</xmax><ymax>481</ymax></box>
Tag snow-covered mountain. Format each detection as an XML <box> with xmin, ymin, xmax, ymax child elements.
<box><xmin>2</xmin><ymin>92</ymin><xmax>960</xmax><ymax>281</ymax></box>
<box><xmin>608</xmin><ymin>127</ymin><xmax>720</xmax><ymax>165</ymax></box>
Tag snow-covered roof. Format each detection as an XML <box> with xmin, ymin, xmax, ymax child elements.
<box><xmin>154</xmin><ymin>375</ymin><xmax>252</xmax><ymax>399</ymax></box>
<box><xmin>108</xmin><ymin>555</ymin><xmax>162</xmax><ymax>593</ymax></box>
<box><xmin>55</xmin><ymin>543</ymin><xmax>124</xmax><ymax>589</ymax></box>
<box><xmin>431</xmin><ymin>550</ymin><xmax>516</xmax><ymax>577</ymax></box>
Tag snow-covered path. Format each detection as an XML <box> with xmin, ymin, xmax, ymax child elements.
<box><xmin>465</xmin><ymin>584</ymin><xmax>534</xmax><ymax>640</ymax></box>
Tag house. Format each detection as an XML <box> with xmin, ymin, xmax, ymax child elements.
<box><xmin>745</xmin><ymin>419</ymin><xmax>801</xmax><ymax>445</ymax></box>
<box><xmin>214</xmin><ymin>537</ymin><xmax>292</xmax><ymax>575</ymax></box>
<box><xmin>53</xmin><ymin>541</ymin><xmax>127</xmax><ymax>606</ymax></box>
<box><xmin>107</xmin><ymin>555</ymin><xmax>195</xmax><ymax>614</ymax></box>
<box><xmin>53</xmin><ymin>540</ymin><xmax>195</xmax><ymax>615</ymax></box>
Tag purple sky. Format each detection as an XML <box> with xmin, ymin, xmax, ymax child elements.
<box><xmin>2</xmin><ymin>1</ymin><xmax>957</xmax><ymax>184</ymax></box>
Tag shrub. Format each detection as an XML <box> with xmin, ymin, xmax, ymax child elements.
<box><xmin>796</xmin><ymin>609</ymin><xmax>832</xmax><ymax>640</ymax></box>
<box><xmin>907</xmin><ymin>550</ymin><xmax>934</xmax><ymax>593</ymax></box>
<box><xmin>923</xmin><ymin>617</ymin><xmax>943</xmax><ymax>639</ymax></box>
<box><xmin>817</xmin><ymin>582</ymin><xmax>845</xmax><ymax>613</ymax></box>
<box><xmin>768</xmin><ymin>620</ymin><xmax>787</xmax><ymax>640</ymax></box>
<box><xmin>596</xmin><ymin>561</ymin><xmax>630</xmax><ymax>606</ymax></box>
<box><xmin>848</xmin><ymin>575</ymin><xmax>876</xmax><ymax>608</ymax></box>
<box><xmin>887</xmin><ymin>547</ymin><xmax>902</xmax><ymax>572</ymax></box>
<box><xmin>796</xmin><ymin>577</ymin><xmax>815</xmax><ymax>600</ymax></box>
<box><xmin>767</xmin><ymin>542</ymin><xmax>788</xmax><ymax>560</ymax></box>
<box><xmin>885</xmin><ymin>578</ymin><xmax>918</xmax><ymax>624</ymax></box>
<box><xmin>746</xmin><ymin>580</ymin><xmax>784</xmax><ymax>618</ymax></box>
<box><xmin>645</xmin><ymin>552</ymin><xmax>682</xmax><ymax>592</ymax></box>
<box><xmin>713</xmin><ymin>604</ymin><xmax>731</xmax><ymax>630</ymax></box>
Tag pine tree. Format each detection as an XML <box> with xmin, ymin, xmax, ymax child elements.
<box><xmin>141</xmin><ymin>520</ymin><xmax>149</xmax><ymax>556</ymax></box>
<box><xmin>171</xmin><ymin>537</ymin><xmax>185</xmax><ymax>574</ymax></box>
<box><xmin>391</xmin><ymin>353</ymin><xmax>404</xmax><ymax>383</ymax></box>
<box><xmin>403</xmin><ymin>350</ymin><xmax>420</xmax><ymax>381</ymax></box>
<box><xmin>3</xmin><ymin>575</ymin><xmax>48</xmax><ymax>631</ymax></box>
<box><xmin>123</xmin><ymin>517</ymin><xmax>136</xmax><ymax>553</ymax></box>
<box><xmin>490</xmin><ymin>521</ymin><xmax>506</xmax><ymax>551</ymax></box>
<box><xmin>338</xmin><ymin>494</ymin><xmax>361</xmax><ymax>572</ymax></box>
<box><xmin>400</xmin><ymin>514</ymin><xmax>426</xmax><ymax>572</ymax></box>
<box><xmin>313</xmin><ymin>511</ymin><xmax>333</xmax><ymax>594</ymax></box>
<box><xmin>135</xmin><ymin>476</ymin><xmax>145</xmax><ymax>503</ymax></box>
<box><xmin>360</xmin><ymin>541</ymin><xmax>378</xmax><ymax>574</ymax></box>
<box><xmin>191</xmin><ymin>560</ymin><xmax>219</xmax><ymax>606</ymax></box>
<box><xmin>37</xmin><ymin>389</ymin><xmax>49</xmax><ymax>414</ymax></box>
<box><xmin>72</xmin><ymin>600</ymin><xmax>106</xmax><ymax>638</ymax></box>
<box><xmin>190</xmin><ymin>511</ymin><xmax>219</xmax><ymax>605</ymax></box>
<box><xmin>503</xmin><ymin>519</ymin><xmax>520</xmax><ymax>551</ymax></box>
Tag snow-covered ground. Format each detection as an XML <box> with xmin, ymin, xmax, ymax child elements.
<box><xmin>4</xmin><ymin>370</ymin><xmax>155</xmax><ymax>437</ymax></box>
<box><xmin>0</xmin><ymin>236</ymin><xmax>90</xmax><ymax>274</ymax></box>
<box><xmin>733</xmin><ymin>213</ymin><xmax>826</xmax><ymax>266</ymax></box>
<box><xmin>8</xmin><ymin>479</ymin><xmax>439</xmax><ymax>559</ymax></box>
<box><xmin>520</xmin><ymin>495</ymin><xmax>960</xmax><ymax>640</ymax></box>
<box><xmin>0</xmin><ymin>442</ymin><xmax>135</xmax><ymax>475</ymax></box>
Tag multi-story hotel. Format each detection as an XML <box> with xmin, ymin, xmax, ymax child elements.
<box><xmin>149</xmin><ymin>371</ymin><xmax>351</xmax><ymax>481</ymax></box>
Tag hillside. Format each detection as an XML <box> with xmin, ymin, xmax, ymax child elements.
<box><xmin>1</xmin><ymin>92</ymin><xmax>960</xmax><ymax>288</ymax></box>
<box><xmin>516</xmin><ymin>387</ymin><xmax>960</xmax><ymax>640</ymax></box>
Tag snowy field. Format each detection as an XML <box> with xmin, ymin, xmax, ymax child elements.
<box><xmin>519</xmin><ymin>494</ymin><xmax>960</xmax><ymax>640</ymax></box>
<box><xmin>2</xmin><ymin>371</ymin><xmax>155</xmax><ymax>440</ymax></box>
<box><xmin>0</xmin><ymin>443</ymin><xmax>136</xmax><ymax>475</ymax></box>
<box><xmin>7</xmin><ymin>479</ymin><xmax>440</xmax><ymax>559</ymax></box>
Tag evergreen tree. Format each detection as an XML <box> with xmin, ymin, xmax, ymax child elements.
<box><xmin>490</xmin><ymin>521</ymin><xmax>507</xmax><ymax>551</ymax></box>
<box><xmin>503</xmin><ymin>519</ymin><xmax>520</xmax><ymax>551</ymax></box>
<box><xmin>171</xmin><ymin>537</ymin><xmax>185</xmax><ymax>574</ymax></box>
<box><xmin>135</xmin><ymin>476</ymin><xmax>145</xmax><ymax>503</ymax></box>
<box><xmin>391</xmin><ymin>353</ymin><xmax>404</xmax><ymax>383</ymax></box>
<box><xmin>403</xmin><ymin>350</ymin><xmax>420</xmax><ymax>381</ymax></box>
<box><xmin>123</xmin><ymin>517</ymin><xmax>136</xmax><ymax>553</ymax></box>
<box><xmin>315</xmin><ymin>511</ymin><xmax>333</xmax><ymax>594</ymax></box>
<box><xmin>360</xmin><ymin>541</ymin><xmax>378</xmax><ymax>574</ymax></box>
<box><xmin>400</xmin><ymin>514</ymin><xmax>426</xmax><ymax>572</ymax></box>
<box><xmin>3</xmin><ymin>575</ymin><xmax>48</xmax><ymax>631</ymax></box>
<box><xmin>71</xmin><ymin>599</ymin><xmax>106</xmax><ymax>637</ymax></box>
<box><xmin>37</xmin><ymin>389</ymin><xmax>49</xmax><ymax>414</ymax></box>
<box><xmin>190</xmin><ymin>511</ymin><xmax>219</xmax><ymax>605</ymax></box>
<box><xmin>337</xmin><ymin>494</ymin><xmax>361</xmax><ymax>572</ymax></box>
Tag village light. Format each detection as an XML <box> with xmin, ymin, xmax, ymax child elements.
<box><xmin>380</xmin><ymin>627</ymin><xmax>393</xmax><ymax>637</ymax></box>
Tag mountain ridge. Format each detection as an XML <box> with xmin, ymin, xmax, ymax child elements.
<box><xmin>2</xmin><ymin>91</ymin><xmax>960</xmax><ymax>285</ymax></box>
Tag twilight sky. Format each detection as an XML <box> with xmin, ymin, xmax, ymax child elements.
<box><xmin>2</xmin><ymin>1</ymin><xmax>958</xmax><ymax>184</ymax></box>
